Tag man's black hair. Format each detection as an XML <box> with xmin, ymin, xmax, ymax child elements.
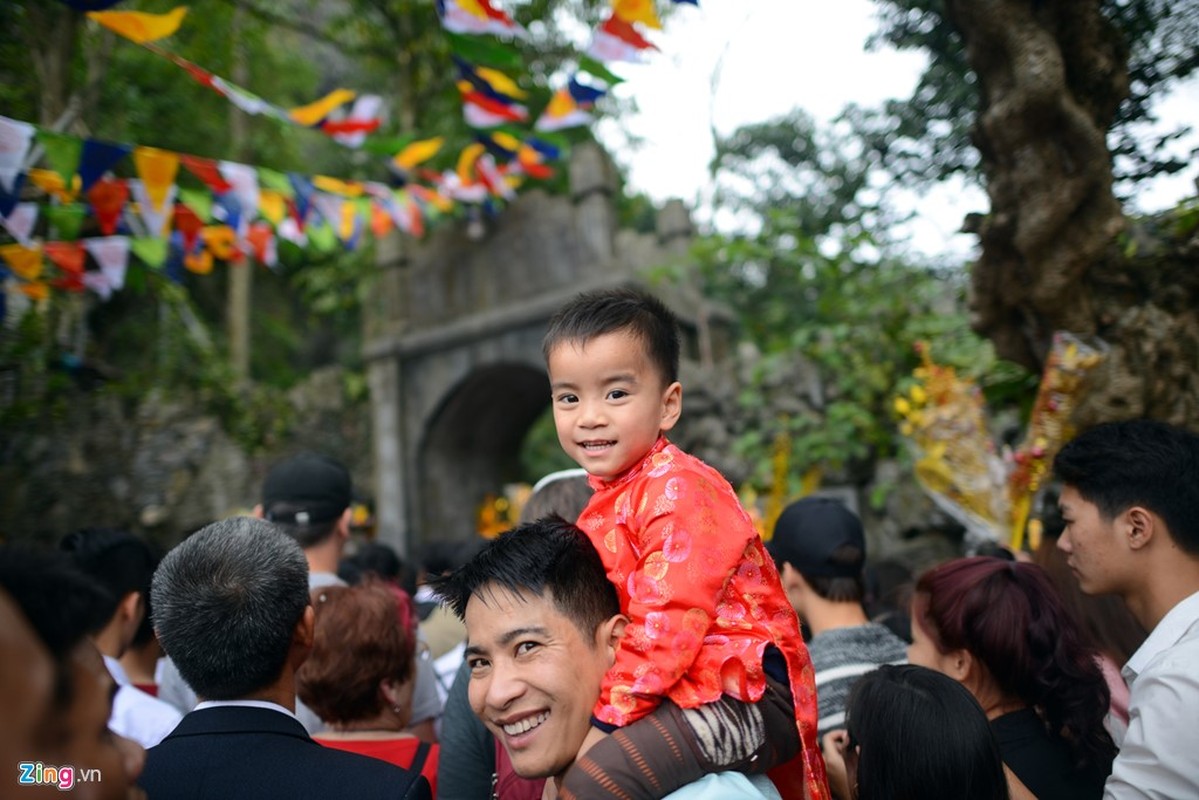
<box><xmin>429</xmin><ymin>515</ymin><xmax>619</xmax><ymax>641</ymax></box>
<box><xmin>1054</xmin><ymin>419</ymin><xmax>1199</xmax><ymax>555</ymax></box>
<box><xmin>59</xmin><ymin>527</ymin><xmax>158</xmax><ymax>626</ymax></box>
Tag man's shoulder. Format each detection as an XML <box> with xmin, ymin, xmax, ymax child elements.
<box><xmin>664</xmin><ymin>772</ymin><xmax>782</xmax><ymax>800</ymax></box>
<box><xmin>809</xmin><ymin>623</ymin><xmax>908</xmax><ymax>672</ymax></box>
<box><xmin>143</xmin><ymin>708</ymin><xmax>429</xmax><ymax>798</ymax></box>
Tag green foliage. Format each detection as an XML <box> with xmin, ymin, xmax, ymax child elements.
<box><xmin>519</xmin><ymin>406</ymin><xmax>577</xmax><ymax>480</ymax></box>
<box><xmin>864</xmin><ymin>0</ymin><xmax>1199</xmax><ymax>189</ymax></box>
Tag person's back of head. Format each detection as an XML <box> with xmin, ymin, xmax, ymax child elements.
<box><xmin>847</xmin><ymin>664</ymin><xmax>1008</xmax><ymax>800</ymax></box>
<box><xmin>768</xmin><ymin>497</ymin><xmax>867</xmax><ymax>603</ymax></box>
<box><xmin>542</xmin><ymin>287</ymin><xmax>680</xmax><ymax>387</ymax></box>
<box><xmin>341</xmin><ymin>540</ymin><xmax>404</xmax><ymax>585</ymax></box>
<box><xmin>0</xmin><ymin>544</ymin><xmax>111</xmax><ymax>702</ymax></box>
<box><xmin>260</xmin><ymin>452</ymin><xmax>353</xmax><ymax>550</ymax></box>
<box><xmin>1053</xmin><ymin>419</ymin><xmax>1199</xmax><ymax>556</ymax></box>
<box><xmin>59</xmin><ymin>527</ymin><xmax>157</xmax><ymax>641</ymax></box>
<box><xmin>914</xmin><ymin>556</ymin><xmax>1116</xmax><ymax>774</ymax></box>
<box><xmin>520</xmin><ymin>468</ymin><xmax>593</xmax><ymax>524</ymax></box>
<box><xmin>152</xmin><ymin>517</ymin><xmax>310</xmax><ymax>701</ymax></box>
<box><xmin>430</xmin><ymin>515</ymin><xmax>619</xmax><ymax>639</ymax></box>
<box><xmin>297</xmin><ymin>581</ymin><xmax>417</xmax><ymax>726</ymax></box>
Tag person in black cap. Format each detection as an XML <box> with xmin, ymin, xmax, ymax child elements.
<box><xmin>255</xmin><ymin>452</ymin><xmax>354</xmax><ymax>590</ymax></box>
<box><xmin>253</xmin><ymin>452</ymin><xmax>444</xmax><ymax>745</ymax></box>
<box><xmin>767</xmin><ymin>496</ymin><xmax>907</xmax><ymax>739</ymax></box>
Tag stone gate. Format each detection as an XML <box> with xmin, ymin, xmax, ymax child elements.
<box><xmin>363</xmin><ymin>143</ymin><xmax>709</xmax><ymax>555</ymax></box>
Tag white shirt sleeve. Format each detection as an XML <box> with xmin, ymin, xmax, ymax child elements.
<box><xmin>1104</xmin><ymin>640</ymin><xmax>1199</xmax><ymax>798</ymax></box>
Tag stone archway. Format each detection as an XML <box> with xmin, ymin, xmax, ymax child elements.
<box><xmin>416</xmin><ymin>363</ymin><xmax>549</xmax><ymax>543</ymax></box>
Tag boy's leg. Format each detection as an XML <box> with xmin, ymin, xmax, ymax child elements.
<box><xmin>559</xmin><ymin>677</ymin><xmax>799</xmax><ymax>800</ymax></box>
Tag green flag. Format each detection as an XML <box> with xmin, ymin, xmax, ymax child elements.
<box><xmin>45</xmin><ymin>203</ymin><xmax>87</xmax><ymax>240</ymax></box>
<box><xmin>37</xmin><ymin>131</ymin><xmax>83</xmax><ymax>183</ymax></box>
<box><xmin>131</xmin><ymin>237</ymin><xmax>168</xmax><ymax>269</ymax></box>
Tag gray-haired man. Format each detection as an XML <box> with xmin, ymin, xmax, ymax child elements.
<box><xmin>139</xmin><ymin>517</ymin><xmax>430</xmax><ymax>800</ymax></box>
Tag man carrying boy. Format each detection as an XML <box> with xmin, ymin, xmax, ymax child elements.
<box><xmin>543</xmin><ymin>287</ymin><xmax>828</xmax><ymax>799</ymax></box>
<box><xmin>433</xmin><ymin>517</ymin><xmax>781</xmax><ymax>799</ymax></box>
<box><xmin>1053</xmin><ymin>419</ymin><xmax>1199</xmax><ymax>797</ymax></box>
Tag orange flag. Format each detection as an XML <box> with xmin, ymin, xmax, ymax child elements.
<box><xmin>88</xmin><ymin>6</ymin><xmax>189</xmax><ymax>44</ymax></box>
<box><xmin>0</xmin><ymin>243</ymin><xmax>44</xmax><ymax>281</ymax></box>
<box><xmin>133</xmin><ymin>147</ymin><xmax>180</xmax><ymax>212</ymax></box>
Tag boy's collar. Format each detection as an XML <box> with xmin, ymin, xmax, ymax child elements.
<box><xmin>587</xmin><ymin>436</ymin><xmax>671</xmax><ymax>490</ymax></box>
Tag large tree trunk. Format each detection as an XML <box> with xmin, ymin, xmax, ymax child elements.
<box><xmin>948</xmin><ymin>0</ymin><xmax>1199</xmax><ymax>427</ymax></box>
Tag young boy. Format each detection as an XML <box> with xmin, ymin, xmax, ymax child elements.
<box><xmin>542</xmin><ymin>287</ymin><xmax>829</xmax><ymax>800</ymax></box>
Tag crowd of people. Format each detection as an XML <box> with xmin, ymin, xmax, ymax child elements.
<box><xmin>3</xmin><ymin>287</ymin><xmax>1197</xmax><ymax>800</ymax></box>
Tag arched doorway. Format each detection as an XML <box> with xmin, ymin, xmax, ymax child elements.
<box><xmin>416</xmin><ymin>363</ymin><xmax>550</xmax><ymax>546</ymax></box>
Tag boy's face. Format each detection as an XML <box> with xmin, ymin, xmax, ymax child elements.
<box><xmin>547</xmin><ymin>330</ymin><xmax>681</xmax><ymax>481</ymax></box>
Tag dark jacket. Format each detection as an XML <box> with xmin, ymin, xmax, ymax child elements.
<box><xmin>139</xmin><ymin>705</ymin><xmax>431</xmax><ymax>800</ymax></box>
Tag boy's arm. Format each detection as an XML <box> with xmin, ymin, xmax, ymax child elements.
<box><xmin>593</xmin><ymin>471</ymin><xmax>759</xmax><ymax>727</ymax></box>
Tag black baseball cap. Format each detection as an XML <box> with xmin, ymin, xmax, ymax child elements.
<box><xmin>261</xmin><ymin>453</ymin><xmax>352</xmax><ymax>525</ymax></box>
<box><xmin>767</xmin><ymin>496</ymin><xmax>866</xmax><ymax>578</ymax></box>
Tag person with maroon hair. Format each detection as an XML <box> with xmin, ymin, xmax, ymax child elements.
<box><xmin>907</xmin><ymin>557</ymin><xmax>1115</xmax><ymax>800</ymax></box>
<box><xmin>297</xmin><ymin>581</ymin><xmax>440</xmax><ymax>795</ymax></box>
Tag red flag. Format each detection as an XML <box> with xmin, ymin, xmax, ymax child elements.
<box><xmin>180</xmin><ymin>154</ymin><xmax>233</xmax><ymax>194</ymax></box>
<box><xmin>173</xmin><ymin>202</ymin><xmax>204</xmax><ymax>252</ymax></box>
<box><xmin>87</xmin><ymin>177</ymin><xmax>129</xmax><ymax>235</ymax></box>
<box><xmin>44</xmin><ymin>241</ymin><xmax>86</xmax><ymax>275</ymax></box>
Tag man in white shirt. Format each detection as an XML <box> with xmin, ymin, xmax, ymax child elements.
<box><xmin>59</xmin><ymin>528</ymin><xmax>182</xmax><ymax>748</ymax></box>
<box><xmin>140</xmin><ymin>517</ymin><xmax>430</xmax><ymax>800</ymax></box>
<box><xmin>1054</xmin><ymin>419</ymin><xmax>1199</xmax><ymax>798</ymax></box>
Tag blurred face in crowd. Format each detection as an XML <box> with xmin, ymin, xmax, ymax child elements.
<box><xmin>56</xmin><ymin>644</ymin><xmax>147</xmax><ymax>800</ymax></box>
<box><xmin>0</xmin><ymin>593</ymin><xmax>54</xmax><ymax>783</ymax></box>
<box><xmin>464</xmin><ymin>585</ymin><xmax>619</xmax><ymax>784</ymax></box>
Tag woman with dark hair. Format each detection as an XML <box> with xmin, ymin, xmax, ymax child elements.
<box><xmin>909</xmin><ymin>557</ymin><xmax>1115</xmax><ymax>799</ymax></box>
<box><xmin>829</xmin><ymin>664</ymin><xmax>1008</xmax><ymax>800</ymax></box>
<box><xmin>296</xmin><ymin>581</ymin><xmax>439</xmax><ymax>794</ymax></box>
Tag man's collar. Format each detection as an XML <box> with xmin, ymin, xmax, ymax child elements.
<box><xmin>193</xmin><ymin>699</ymin><xmax>300</xmax><ymax>723</ymax></box>
<box><xmin>1124</xmin><ymin>588</ymin><xmax>1199</xmax><ymax>681</ymax></box>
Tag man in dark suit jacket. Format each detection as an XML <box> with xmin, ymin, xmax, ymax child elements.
<box><xmin>140</xmin><ymin>517</ymin><xmax>429</xmax><ymax>800</ymax></box>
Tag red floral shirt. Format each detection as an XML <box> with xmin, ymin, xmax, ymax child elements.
<box><xmin>577</xmin><ymin>437</ymin><xmax>829</xmax><ymax>799</ymax></box>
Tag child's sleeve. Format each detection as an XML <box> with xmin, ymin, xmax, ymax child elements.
<box><xmin>593</xmin><ymin>471</ymin><xmax>758</xmax><ymax>727</ymax></box>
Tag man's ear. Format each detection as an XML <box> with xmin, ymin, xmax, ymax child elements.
<box><xmin>336</xmin><ymin>507</ymin><xmax>353</xmax><ymax>541</ymax></box>
<box><xmin>118</xmin><ymin>591</ymin><xmax>144</xmax><ymax>628</ymax></box>
<box><xmin>252</xmin><ymin>503</ymin><xmax>265</xmax><ymax>519</ymax></box>
<box><xmin>294</xmin><ymin>604</ymin><xmax>316</xmax><ymax>652</ymax></box>
<box><xmin>1125</xmin><ymin>506</ymin><xmax>1158</xmax><ymax>552</ymax></box>
<box><xmin>598</xmin><ymin>614</ymin><xmax>629</xmax><ymax>666</ymax></box>
<box><xmin>658</xmin><ymin>381</ymin><xmax>683</xmax><ymax>432</ymax></box>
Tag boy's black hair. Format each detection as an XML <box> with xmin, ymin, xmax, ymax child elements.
<box><xmin>1053</xmin><ymin>419</ymin><xmax>1199</xmax><ymax>556</ymax></box>
<box><xmin>429</xmin><ymin>515</ymin><xmax>619</xmax><ymax>641</ymax></box>
<box><xmin>542</xmin><ymin>287</ymin><xmax>680</xmax><ymax>386</ymax></box>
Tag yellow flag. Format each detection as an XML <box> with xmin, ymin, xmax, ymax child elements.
<box><xmin>0</xmin><ymin>243</ymin><xmax>43</xmax><ymax>281</ymax></box>
<box><xmin>312</xmin><ymin>175</ymin><xmax>363</xmax><ymax>197</ymax></box>
<box><xmin>612</xmin><ymin>0</ymin><xmax>661</xmax><ymax>29</ymax></box>
<box><xmin>477</xmin><ymin>67</ymin><xmax>527</xmax><ymax>99</ymax></box>
<box><xmin>393</xmin><ymin>137</ymin><xmax>444</xmax><ymax>171</ymax></box>
<box><xmin>457</xmin><ymin>143</ymin><xmax>485</xmax><ymax>183</ymax></box>
<box><xmin>288</xmin><ymin>89</ymin><xmax>356</xmax><ymax>127</ymax></box>
<box><xmin>491</xmin><ymin>131</ymin><xmax>522</xmax><ymax>152</ymax></box>
<box><xmin>20</xmin><ymin>282</ymin><xmax>50</xmax><ymax>302</ymax></box>
<box><xmin>133</xmin><ymin>147</ymin><xmax>180</xmax><ymax>211</ymax></box>
<box><xmin>201</xmin><ymin>226</ymin><xmax>239</xmax><ymax>261</ymax></box>
<box><xmin>184</xmin><ymin>249</ymin><xmax>213</xmax><ymax>275</ymax></box>
<box><xmin>258</xmin><ymin>190</ymin><xmax>287</xmax><ymax>225</ymax></box>
<box><xmin>88</xmin><ymin>6</ymin><xmax>189</xmax><ymax>44</ymax></box>
<box><xmin>28</xmin><ymin>168</ymin><xmax>79</xmax><ymax>203</ymax></box>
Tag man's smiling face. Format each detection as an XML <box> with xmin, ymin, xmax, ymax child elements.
<box><xmin>464</xmin><ymin>585</ymin><xmax>613</xmax><ymax>781</ymax></box>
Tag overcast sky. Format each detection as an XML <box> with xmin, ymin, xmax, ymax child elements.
<box><xmin>594</xmin><ymin>0</ymin><xmax>1199</xmax><ymax>260</ymax></box>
